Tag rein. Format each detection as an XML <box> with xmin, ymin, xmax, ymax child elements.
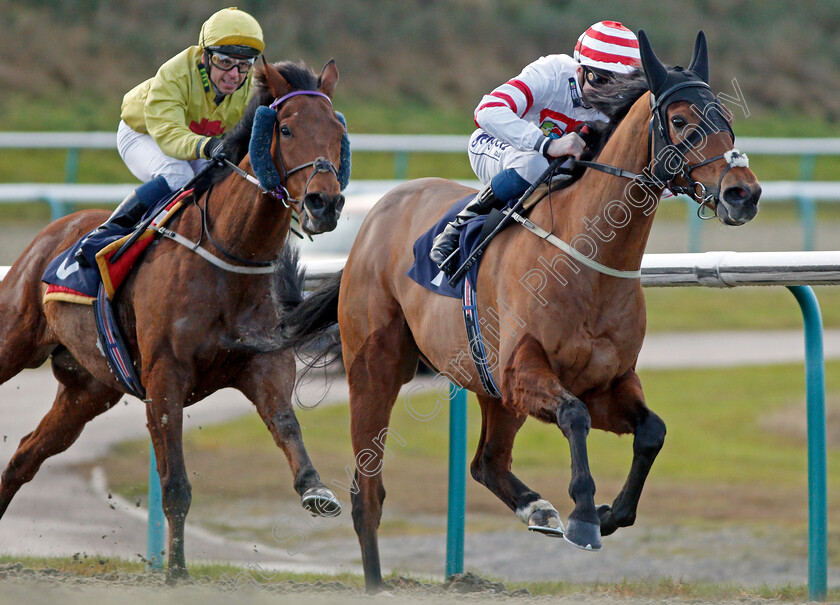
<box><xmin>508</xmin><ymin>80</ymin><xmax>748</xmax><ymax>280</ymax></box>
<box><xmin>572</xmin><ymin>80</ymin><xmax>749</xmax><ymax>219</ymax></box>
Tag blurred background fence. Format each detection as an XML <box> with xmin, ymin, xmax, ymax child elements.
<box><xmin>2</xmin><ymin>132</ymin><xmax>840</xmax><ymax>252</ymax></box>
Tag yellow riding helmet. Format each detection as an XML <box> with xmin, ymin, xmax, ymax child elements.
<box><xmin>199</xmin><ymin>7</ymin><xmax>265</xmax><ymax>57</ymax></box>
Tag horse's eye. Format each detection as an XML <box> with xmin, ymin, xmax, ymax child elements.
<box><xmin>671</xmin><ymin>116</ymin><xmax>687</xmax><ymax>129</ymax></box>
<box><xmin>280</xmin><ymin>125</ymin><xmax>292</xmax><ymax>137</ymax></box>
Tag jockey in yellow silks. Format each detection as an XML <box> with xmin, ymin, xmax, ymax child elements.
<box><xmin>76</xmin><ymin>7</ymin><xmax>264</xmax><ymax>266</ymax></box>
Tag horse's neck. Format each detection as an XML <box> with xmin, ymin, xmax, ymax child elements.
<box><xmin>203</xmin><ymin>160</ymin><xmax>293</xmax><ymax>261</ymax></box>
<box><xmin>533</xmin><ymin>99</ymin><xmax>662</xmax><ymax>271</ymax></box>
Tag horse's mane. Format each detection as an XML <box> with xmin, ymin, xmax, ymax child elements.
<box><xmin>193</xmin><ymin>61</ymin><xmax>320</xmax><ymax>194</ymax></box>
<box><xmin>584</xmin><ymin>68</ymin><xmax>650</xmax><ymax>143</ymax></box>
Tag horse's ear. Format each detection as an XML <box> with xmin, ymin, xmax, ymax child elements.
<box><xmin>261</xmin><ymin>57</ymin><xmax>291</xmax><ymax>98</ymax></box>
<box><xmin>317</xmin><ymin>59</ymin><xmax>339</xmax><ymax>98</ymax></box>
<box><xmin>638</xmin><ymin>29</ymin><xmax>668</xmax><ymax>96</ymax></box>
<box><xmin>687</xmin><ymin>31</ymin><xmax>710</xmax><ymax>83</ymax></box>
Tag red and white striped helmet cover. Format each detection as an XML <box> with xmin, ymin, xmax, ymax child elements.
<box><xmin>574</xmin><ymin>21</ymin><xmax>640</xmax><ymax>74</ymax></box>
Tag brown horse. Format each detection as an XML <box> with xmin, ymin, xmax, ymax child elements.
<box><xmin>282</xmin><ymin>32</ymin><xmax>761</xmax><ymax>590</ymax></box>
<box><xmin>0</xmin><ymin>60</ymin><xmax>346</xmax><ymax>580</ymax></box>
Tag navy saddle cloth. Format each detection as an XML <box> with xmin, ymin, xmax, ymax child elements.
<box><xmin>42</xmin><ymin>193</ymin><xmax>179</xmax><ymax>297</ymax></box>
<box><xmin>42</xmin><ymin>227</ymin><xmax>137</xmax><ymax>298</ymax></box>
<box><xmin>407</xmin><ymin>193</ymin><xmax>502</xmax><ymax>298</ymax></box>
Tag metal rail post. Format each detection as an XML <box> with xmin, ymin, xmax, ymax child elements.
<box><xmin>787</xmin><ymin>285</ymin><xmax>828</xmax><ymax>601</ymax></box>
<box><xmin>445</xmin><ymin>383</ymin><xmax>467</xmax><ymax>578</ymax></box>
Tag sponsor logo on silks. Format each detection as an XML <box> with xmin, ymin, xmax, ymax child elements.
<box><xmin>539</xmin><ymin>120</ymin><xmax>563</xmax><ymax>139</ymax></box>
<box><xmin>569</xmin><ymin>76</ymin><xmax>583</xmax><ymax>108</ymax></box>
<box><xmin>198</xmin><ymin>62</ymin><xmax>212</xmax><ymax>93</ymax></box>
<box><xmin>471</xmin><ymin>132</ymin><xmax>510</xmax><ymax>151</ymax></box>
<box><xmin>189</xmin><ymin>119</ymin><xmax>226</xmax><ymax>136</ymax></box>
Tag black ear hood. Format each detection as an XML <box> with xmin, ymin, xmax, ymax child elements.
<box><xmin>639</xmin><ymin>29</ymin><xmax>713</xmax><ymax>108</ymax></box>
<box><xmin>639</xmin><ymin>29</ymin><xmax>733</xmax><ymax>183</ymax></box>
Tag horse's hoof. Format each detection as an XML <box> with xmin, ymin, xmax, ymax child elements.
<box><xmin>301</xmin><ymin>487</ymin><xmax>342</xmax><ymax>517</ymax></box>
<box><xmin>526</xmin><ymin>505</ymin><xmax>565</xmax><ymax>537</ymax></box>
<box><xmin>596</xmin><ymin>503</ymin><xmax>618</xmax><ymax>536</ymax></box>
<box><xmin>165</xmin><ymin>567</ymin><xmax>190</xmax><ymax>585</ymax></box>
<box><xmin>563</xmin><ymin>518</ymin><xmax>602</xmax><ymax>551</ymax></box>
<box><xmin>528</xmin><ymin>524</ymin><xmax>565</xmax><ymax>537</ymax></box>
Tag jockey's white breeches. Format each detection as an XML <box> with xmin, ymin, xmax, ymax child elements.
<box><xmin>117</xmin><ymin>120</ymin><xmax>209</xmax><ymax>190</ymax></box>
<box><xmin>467</xmin><ymin>129</ymin><xmax>551</xmax><ymax>185</ymax></box>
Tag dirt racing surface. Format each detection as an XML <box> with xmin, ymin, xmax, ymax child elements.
<box><xmin>0</xmin><ymin>565</ymin><xmax>816</xmax><ymax>605</ymax></box>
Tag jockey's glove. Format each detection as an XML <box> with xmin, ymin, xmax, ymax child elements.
<box><xmin>203</xmin><ymin>137</ymin><xmax>228</xmax><ymax>162</ymax></box>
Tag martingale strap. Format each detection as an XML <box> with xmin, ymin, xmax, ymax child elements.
<box><xmin>153</xmin><ymin>226</ymin><xmax>277</xmax><ymax>274</ymax></box>
<box><xmin>462</xmin><ymin>277</ymin><xmax>502</xmax><ymax>398</ymax></box>
<box><xmin>506</xmin><ymin>209</ymin><xmax>642</xmax><ymax>279</ymax></box>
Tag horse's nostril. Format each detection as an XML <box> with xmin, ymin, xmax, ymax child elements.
<box><xmin>723</xmin><ymin>186</ymin><xmax>748</xmax><ymax>205</ymax></box>
<box><xmin>304</xmin><ymin>193</ymin><xmax>326</xmax><ymax>210</ymax></box>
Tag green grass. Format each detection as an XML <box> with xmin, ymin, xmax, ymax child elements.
<box><xmin>0</xmin><ymin>553</ymin><xmax>364</xmax><ymax>587</ymax></box>
<box><xmin>510</xmin><ymin>577</ymin><xmax>838</xmax><ymax>601</ymax></box>
<box><xmin>96</xmin><ymin>362</ymin><xmax>840</xmax><ymax>537</ymax></box>
<box><xmin>644</xmin><ymin>285</ymin><xmax>840</xmax><ymax>332</ymax></box>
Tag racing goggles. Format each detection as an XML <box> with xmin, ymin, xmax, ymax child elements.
<box><xmin>582</xmin><ymin>66</ymin><xmax>614</xmax><ymax>86</ymax></box>
<box><xmin>208</xmin><ymin>51</ymin><xmax>256</xmax><ymax>74</ymax></box>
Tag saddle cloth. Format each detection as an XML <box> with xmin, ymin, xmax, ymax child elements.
<box><xmin>42</xmin><ymin>190</ymin><xmax>191</xmax><ymax>304</ymax></box>
<box><xmin>406</xmin><ymin>183</ymin><xmax>552</xmax><ymax>298</ymax></box>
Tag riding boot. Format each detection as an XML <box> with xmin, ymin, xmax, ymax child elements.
<box><xmin>429</xmin><ymin>182</ymin><xmax>502</xmax><ymax>273</ymax></box>
<box><xmin>74</xmin><ymin>176</ymin><xmax>171</xmax><ymax>267</ymax></box>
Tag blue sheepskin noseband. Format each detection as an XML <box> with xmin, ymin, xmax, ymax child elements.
<box><xmin>249</xmin><ymin>105</ymin><xmax>283</xmax><ymax>191</ymax></box>
<box><xmin>335</xmin><ymin>111</ymin><xmax>351</xmax><ymax>190</ymax></box>
<box><xmin>248</xmin><ymin>103</ymin><xmax>351</xmax><ymax>193</ymax></box>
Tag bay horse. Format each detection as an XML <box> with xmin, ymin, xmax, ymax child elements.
<box><xmin>282</xmin><ymin>31</ymin><xmax>761</xmax><ymax>591</ymax></box>
<box><xmin>0</xmin><ymin>60</ymin><xmax>346</xmax><ymax>580</ymax></box>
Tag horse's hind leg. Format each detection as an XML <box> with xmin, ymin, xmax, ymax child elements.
<box><xmin>236</xmin><ymin>350</ymin><xmax>340</xmax><ymax>516</ymax></box>
<box><xmin>0</xmin><ymin>270</ymin><xmax>55</xmax><ymax>386</ymax></box>
<box><xmin>470</xmin><ymin>395</ymin><xmax>564</xmax><ymax>535</ymax></box>
<box><xmin>0</xmin><ymin>351</ymin><xmax>121</xmax><ymax>519</ymax></box>
<box><xmin>346</xmin><ymin>319</ymin><xmax>417</xmax><ymax>592</ymax></box>
<box><xmin>588</xmin><ymin>370</ymin><xmax>666</xmax><ymax>536</ymax></box>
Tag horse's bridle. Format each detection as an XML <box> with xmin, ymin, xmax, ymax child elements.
<box><xmin>180</xmin><ymin>90</ymin><xmax>343</xmax><ymax>272</ymax></box>
<box><xmin>575</xmin><ymin>79</ymin><xmax>748</xmax><ymax>219</ymax></box>
<box><xmin>266</xmin><ymin>90</ymin><xmax>341</xmax><ymax>208</ymax></box>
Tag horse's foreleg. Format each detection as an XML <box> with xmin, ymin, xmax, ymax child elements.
<box><xmin>0</xmin><ymin>357</ymin><xmax>120</xmax><ymax>519</ymax></box>
<box><xmin>588</xmin><ymin>371</ymin><xmax>666</xmax><ymax>536</ymax></box>
<box><xmin>144</xmin><ymin>375</ymin><xmax>191</xmax><ymax>583</ymax></box>
<box><xmin>237</xmin><ymin>351</ymin><xmax>340</xmax><ymax>517</ymax></box>
<box><xmin>504</xmin><ymin>334</ymin><xmax>601</xmax><ymax>550</ymax></box>
<box><xmin>470</xmin><ymin>395</ymin><xmax>564</xmax><ymax>535</ymax></box>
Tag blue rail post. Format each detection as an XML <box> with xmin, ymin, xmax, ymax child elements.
<box><xmin>445</xmin><ymin>383</ymin><xmax>467</xmax><ymax>578</ymax></box>
<box><xmin>787</xmin><ymin>285</ymin><xmax>828</xmax><ymax>601</ymax></box>
<box><xmin>147</xmin><ymin>443</ymin><xmax>165</xmax><ymax>570</ymax></box>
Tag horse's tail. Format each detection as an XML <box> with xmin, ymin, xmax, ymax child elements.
<box><xmin>280</xmin><ymin>269</ymin><xmax>343</xmax><ymax>365</ymax></box>
<box><xmin>271</xmin><ymin>243</ymin><xmax>305</xmax><ymax>313</ymax></box>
